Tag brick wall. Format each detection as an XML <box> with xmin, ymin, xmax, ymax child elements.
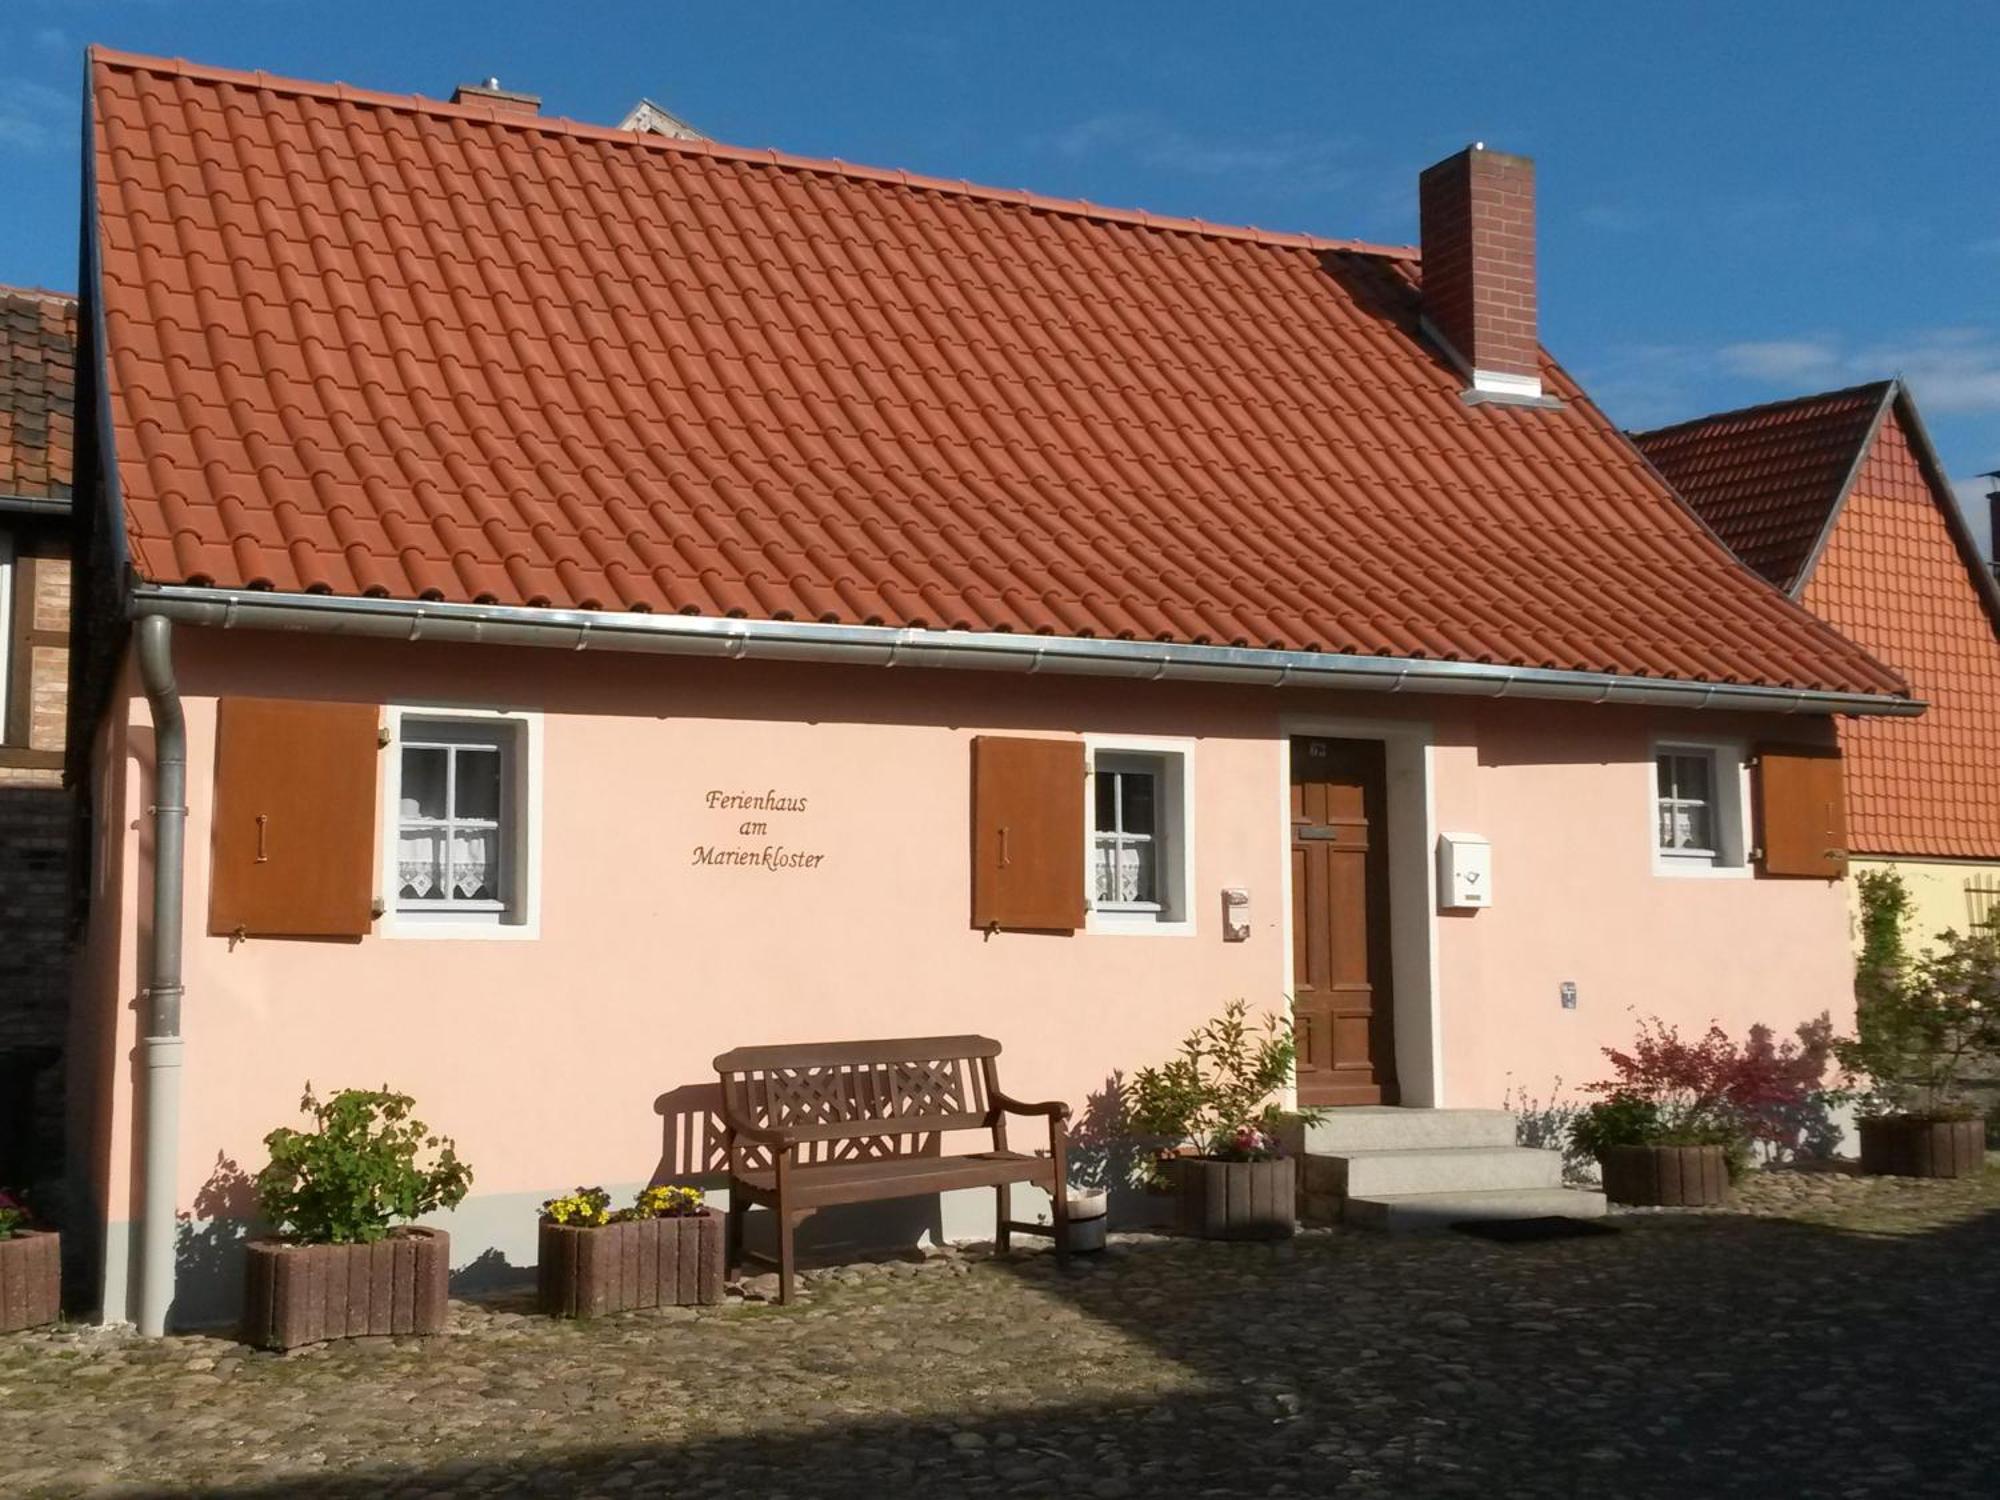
<box><xmin>2</xmin><ymin>528</ymin><xmax>71</xmax><ymax>1183</ymax></box>
<box><xmin>0</xmin><ymin>785</ymin><xmax>69</xmax><ymax>1182</ymax></box>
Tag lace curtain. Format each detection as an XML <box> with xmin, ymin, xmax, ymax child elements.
<box><xmin>398</xmin><ymin>829</ymin><xmax>496</xmax><ymax>901</ymax></box>
<box><xmin>1093</xmin><ymin>839</ymin><xmax>1155</xmax><ymax>905</ymax></box>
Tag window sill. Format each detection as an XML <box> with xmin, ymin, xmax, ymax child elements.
<box><xmin>1653</xmin><ymin>859</ymin><xmax>1751</xmax><ymax>881</ymax></box>
<box><xmin>1085</xmin><ymin>911</ymin><xmax>1196</xmax><ymax>937</ymax></box>
<box><xmin>377</xmin><ymin>913</ymin><xmax>540</xmax><ymax>941</ymax></box>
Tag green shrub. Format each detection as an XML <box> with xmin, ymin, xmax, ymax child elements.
<box><xmin>0</xmin><ymin>1189</ymin><xmax>28</xmax><ymax>1240</ymax></box>
<box><xmin>255</xmin><ymin>1086</ymin><xmax>472</xmax><ymax>1244</ymax></box>
<box><xmin>1126</xmin><ymin>999</ymin><xmax>1318</xmax><ymax>1162</ymax></box>
<box><xmin>1837</xmin><ymin>876</ymin><xmax>2000</xmax><ymax>1122</ymax></box>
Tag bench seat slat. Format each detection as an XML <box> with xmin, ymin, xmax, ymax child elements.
<box><xmin>731</xmin><ymin>1151</ymin><xmax>1054</xmax><ymax>1209</ymax></box>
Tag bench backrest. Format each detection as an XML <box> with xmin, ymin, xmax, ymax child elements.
<box><xmin>713</xmin><ymin>1035</ymin><xmax>1002</xmax><ymax>1160</ymax></box>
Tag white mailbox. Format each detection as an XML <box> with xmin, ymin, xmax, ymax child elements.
<box><xmin>1437</xmin><ymin>833</ymin><xmax>1493</xmax><ymax>910</ymax></box>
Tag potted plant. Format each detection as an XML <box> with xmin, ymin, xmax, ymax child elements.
<box><xmin>243</xmin><ymin>1086</ymin><xmax>472</xmax><ymax>1350</ymax></box>
<box><xmin>537</xmin><ymin>1183</ymin><xmax>724</xmax><ymax>1318</ymax></box>
<box><xmin>1127</xmin><ymin>1000</ymin><xmax>1313</xmax><ymax>1241</ymax></box>
<box><xmin>1572</xmin><ymin>1019</ymin><xmax>1760</xmax><ymax>1207</ymax></box>
<box><xmin>0</xmin><ymin>1188</ymin><xmax>60</xmax><ymax>1334</ymax></box>
<box><xmin>1836</xmin><ymin>874</ymin><xmax>1997</xmax><ymax>1178</ymax></box>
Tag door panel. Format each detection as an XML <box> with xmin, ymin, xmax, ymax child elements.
<box><xmin>1291</xmin><ymin>737</ymin><xmax>1397</xmax><ymax>1106</ymax></box>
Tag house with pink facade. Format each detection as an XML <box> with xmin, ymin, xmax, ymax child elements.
<box><xmin>66</xmin><ymin>50</ymin><xmax>1915</xmax><ymax>1331</ymax></box>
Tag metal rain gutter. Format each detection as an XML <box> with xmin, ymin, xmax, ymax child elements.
<box><xmin>132</xmin><ymin>613</ymin><xmax>186</xmax><ymax>1339</ymax></box>
<box><xmin>129</xmin><ymin>584</ymin><xmax>1923</xmax><ymax>718</ymax></box>
<box><xmin>0</xmin><ymin>494</ymin><xmax>71</xmax><ymax>518</ymax></box>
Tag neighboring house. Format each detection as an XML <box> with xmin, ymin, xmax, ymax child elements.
<box><xmin>619</xmin><ymin>97</ymin><xmax>705</xmax><ymax>140</ymax></box>
<box><xmin>1636</xmin><ymin>382</ymin><xmax>2000</xmax><ymax>943</ymax></box>
<box><xmin>0</xmin><ymin>284</ymin><xmax>76</xmax><ymax>1191</ymax></box>
<box><xmin>69</xmin><ymin>50</ymin><xmax>1913</xmax><ymax>1332</ymax></box>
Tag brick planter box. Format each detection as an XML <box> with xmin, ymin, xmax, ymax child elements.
<box><xmin>1858</xmin><ymin>1115</ymin><xmax>1986</xmax><ymax>1179</ymax></box>
<box><xmin>537</xmin><ymin>1214</ymin><xmax>724</xmax><ymax>1318</ymax></box>
<box><xmin>242</xmin><ymin>1227</ymin><xmax>449</xmax><ymax>1350</ymax></box>
<box><xmin>1</xmin><ymin>1229</ymin><xmax>60</xmax><ymax>1333</ymax></box>
<box><xmin>1599</xmin><ymin>1144</ymin><xmax>1730</xmax><ymax>1207</ymax></box>
<box><xmin>1174</xmin><ymin>1157</ymin><xmax>1296</xmax><ymax>1241</ymax></box>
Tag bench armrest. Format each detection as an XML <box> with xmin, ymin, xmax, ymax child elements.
<box><xmin>714</xmin><ymin>1100</ymin><xmax>793</xmax><ymax>1149</ymax></box>
<box><xmin>992</xmin><ymin>1091</ymin><xmax>1071</xmax><ymax>1122</ymax></box>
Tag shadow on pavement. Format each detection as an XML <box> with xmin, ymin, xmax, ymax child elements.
<box><xmin>113</xmin><ymin>1196</ymin><xmax>2000</xmax><ymax>1499</ymax></box>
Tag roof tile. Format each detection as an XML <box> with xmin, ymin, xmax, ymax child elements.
<box><xmin>1632</xmin><ymin>382</ymin><xmax>1890</xmax><ymax>591</ymax></box>
<box><xmin>0</xmin><ymin>284</ymin><xmax>77</xmax><ymax>502</ymax></box>
<box><xmin>89</xmin><ymin>49</ymin><xmax>1902</xmax><ymax>698</ymax></box>
<box><xmin>1801</xmin><ymin>411</ymin><xmax>2000</xmax><ymax>859</ymax></box>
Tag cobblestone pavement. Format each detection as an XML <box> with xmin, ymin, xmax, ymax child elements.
<box><xmin>4</xmin><ymin>1164</ymin><xmax>1997</xmax><ymax>1499</ymax></box>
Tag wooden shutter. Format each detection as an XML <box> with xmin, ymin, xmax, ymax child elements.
<box><xmin>970</xmin><ymin>736</ymin><xmax>1085</xmax><ymax>931</ymax></box>
<box><xmin>1754</xmin><ymin>744</ymin><xmax>1849</xmax><ymax>879</ymax></box>
<box><xmin>209</xmin><ymin>698</ymin><xmax>381</xmax><ymax>938</ymax></box>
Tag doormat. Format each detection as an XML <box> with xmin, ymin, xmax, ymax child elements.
<box><xmin>1451</xmin><ymin>1216</ymin><xmax>1618</xmax><ymax>1243</ymax></box>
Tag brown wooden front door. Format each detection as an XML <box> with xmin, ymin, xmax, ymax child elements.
<box><xmin>1291</xmin><ymin>737</ymin><xmax>1397</xmax><ymax>1107</ymax></box>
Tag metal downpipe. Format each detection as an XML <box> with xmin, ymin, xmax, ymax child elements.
<box><xmin>134</xmin><ymin>614</ymin><xmax>185</xmax><ymax>1337</ymax></box>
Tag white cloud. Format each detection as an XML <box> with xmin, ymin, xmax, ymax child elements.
<box><xmin>1863</xmin><ymin>330</ymin><xmax>2000</xmax><ymax>415</ymax></box>
<box><xmin>1717</xmin><ymin>339</ymin><xmax>1842</xmax><ymax>382</ymax></box>
<box><xmin>1042</xmin><ymin>112</ymin><xmax>1355</xmax><ymax>190</ymax></box>
<box><xmin>0</xmin><ymin>78</ymin><xmax>71</xmax><ymax>152</ymax></box>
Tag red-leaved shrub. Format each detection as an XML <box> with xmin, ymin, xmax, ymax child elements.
<box><xmin>1590</xmin><ymin>1014</ymin><xmax>1836</xmax><ymax>1162</ymax></box>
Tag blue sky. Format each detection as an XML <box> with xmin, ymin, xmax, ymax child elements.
<box><xmin>5</xmin><ymin>2</ymin><xmax>1996</xmax><ymax>554</ymax></box>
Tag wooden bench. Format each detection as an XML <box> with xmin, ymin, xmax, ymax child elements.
<box><xmin>713</xmin><ymin>1035</ymin><xmax>1071</xmax><ymax>1304</ymax></box>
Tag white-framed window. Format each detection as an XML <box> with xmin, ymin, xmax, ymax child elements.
<box><xmin>1653</xmin><ymin>741</ymin><xmax>1748</xmax><ymax>876</ymax></box>
<box><xmin>380</xmin><ymin>706</ymin><xmax>542</xmax><ymax>938</ymax></box>
<box><xmin>1085</xmin><ymin>738</ymin><xmax>1194</xmax><ymax>933</ymax></box>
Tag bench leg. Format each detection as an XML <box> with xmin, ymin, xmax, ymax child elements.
<box><xmin>726</xmin><ymin>1184</ymin><xmax>745</xmax><ymax>1278</ymax></box>
<box><xmin>1050</xmin><ymin>1120</ymin><xmax>1071</xmax><ymax>1266</ymax></box>
<box><xmin>994</xmin><ymin>1183</ymin><xmax>1011</xmax><ymax>1254</ymax></box>
<box><xmin>778</xmin><ymin>1212</ymin><xmax>799</xmax><ymax>1306</ymax></box>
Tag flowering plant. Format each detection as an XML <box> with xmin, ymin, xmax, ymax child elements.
<box><xmin>622</xmin><ymin>1184</ymin><xmax>707</xmax><ymax>1219</ymax></box>
<box><xmin>543</xmin><ymin>1183</ymin><xmax>708</xmax><ymax>1226</ymax></box>
<box><xmin>0</xmin><ymin>1189</ymin><xmax>29</xmax><ymax>1240</ymax></box>
<box><xmin>542</xmin><ymin>1187</ymin><xmax>612</xmax><ymax>1227</ymax></box>
<box><xmin>1127</xmin><ymin>1000</ymin><xmax>1316</xmax><ymax>1165</ymax></box>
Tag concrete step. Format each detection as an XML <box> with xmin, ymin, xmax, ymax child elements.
<box><xmin>1344</xmin><ymin>1186</ymin><xmax>1609</xmax><ymax>1233</ymax></box>
<box><xmin>1318</xmin><ymin>1145</ymin><xmax>1563</xmax><ymax>1198</ymax></box>
<box><xmin>1294</xmin><ymin>1106</ymin><xmax>1518</xmax><ymax>1155</ymax></box>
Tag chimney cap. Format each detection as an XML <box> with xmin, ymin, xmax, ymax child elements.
<box><xmin>451</xmin><ymin>79</ymin><xmax>542</xmax><ymax>114</ymax></box>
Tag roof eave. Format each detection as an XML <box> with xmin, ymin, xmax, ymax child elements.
<box><xmin>127</xmin><ymin>583</ymin><xmax>1923</xmax><ymax>718</ymax></box>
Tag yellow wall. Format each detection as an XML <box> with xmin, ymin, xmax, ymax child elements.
<box><xmin>1850</xmin><ymin>858</ymin><xmax>2000</xmax><ymax>952</ymax></box>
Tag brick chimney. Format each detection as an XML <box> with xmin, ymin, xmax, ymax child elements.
<box><xmin>451</xmin><ymin>78</ymin><xmax>541</xmax><ymax>115</ymax></box>
<box><xmin>1418</xmin><ymin>144</ymin><xmax>1542</xmax><ymax>402</ymax></box>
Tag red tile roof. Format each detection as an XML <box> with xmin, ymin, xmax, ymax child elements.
<box><xmin>87</xmin><ymin>50</ymin><xmax>1905</xmax><ymax>698</ymax></box>
<box><xmin>1632</xmin><ymin>382</ymin><xmax>1891</xmax><ymax>592</ymax></box>
<box><xmin>1802</xmin><ymin>408</ymin><xmax>2000</xmax><ymax>859</ymax></box>
<box><xmin>0</xmin><ymin>285</ymin><xmax>78</xmax><ymax>502</ymax></box>
<box><xmin>1641</xmin><ymin>382</ymin><xmax>2000</xmax><ymax>858</ymax></box>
